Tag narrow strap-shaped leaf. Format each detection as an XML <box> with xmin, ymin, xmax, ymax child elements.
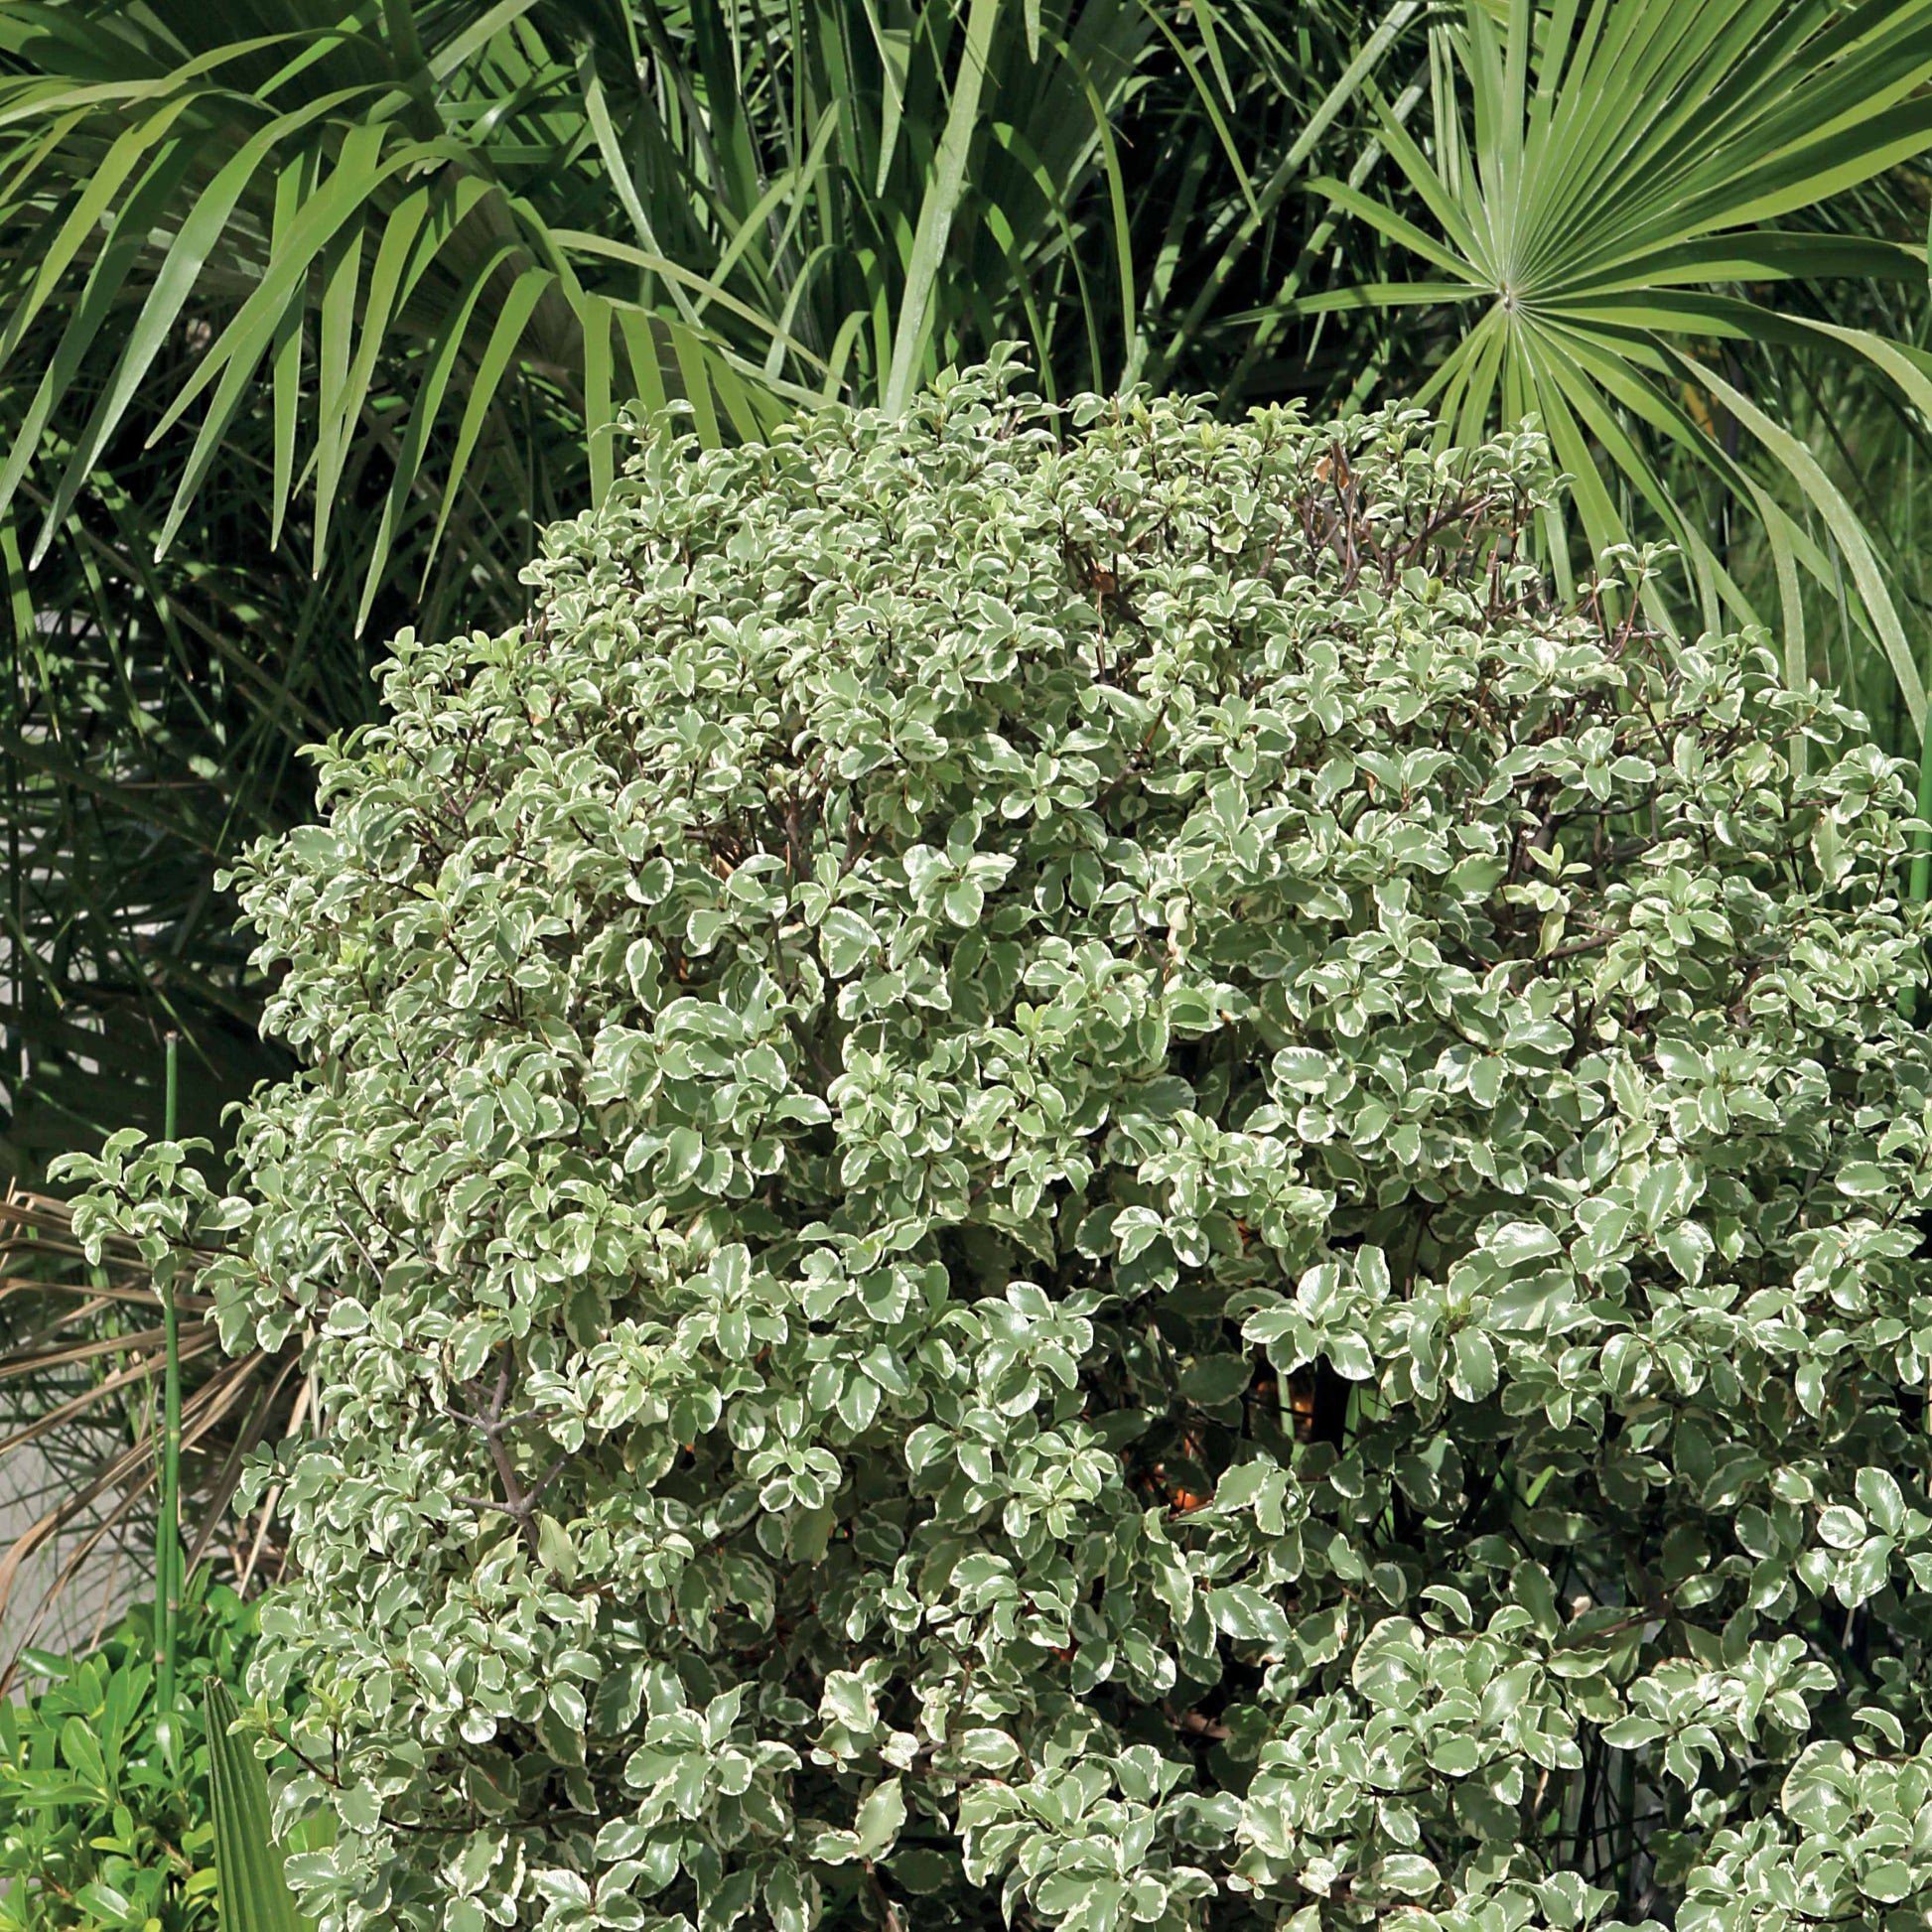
<box><xmin>370</xmin><ymin>239</ymin><xmax>520</xmax><ymax>608</ymax></box>
<box><xmin>683</xmin><ymin>0</ymin><xmax>762</xmax><ymax>220</ymax></box>
<box><xmin>151</xmin><ymin>309</ymin><xmax>300</xmax><ymax>563</ymax></box>
<box><xmin>141</xmin><ymin>126</ymin><xmax>441</xmax><ymax>451</ymax></box>
<box><xmin>312</xmin><ymin>181</ymin><xmax>435</xmax><ymax>565</ymax></box>
<box><xmin>308</xmin><ymin>125</ymin><xmax>389</xmax><ymax>560</ymax></box>
<box><xmin>1126</xmin><ymin>129</ymin><xmax>1210</xmax><ymax>383</ymax></box>
<box><xmin>1044</xmin><ymin>34</ymin><xmax>1134</xmax><ymax>368</ymax></box>
<box><xmin>853</xmin><ymin>0</ymin><xmax>910</xmax><ymax>194</ymax></box>
<box><xmin>982</xmin><ymin>116</ymin><xmax>1103</xmax><ymax>389</ymax></box>
<box><xmin>550</xmin><ymin>230</ymin><xmax>828</xmax><ymax>380</ymax></box>
<box><xmin>1539</xmin><ymin>314</ymin><xmax>1845</xmax><ymax>604</ymax></box>
<box><xmin>424</xmin><ymin>264</ymin><xmax>553</xmax><ymax>568</ymax></box>
<box><xmin>983</xmin><ymin>197</ymin><xmax>1071</xmax><ymax>391</ymax></box>
<box><xmin>35</xmin><ymin>88</ymin><xmax>371</xmax><ymax>563</ymax></box>
<box><xmin>1300</xmin><ymin>176</ymin><xmax>1479</xmax><ymax>280</ymax></box>
<box><xmin>0</xmin><ymin>103</ymin><xmax>85</xmax><ymax>219</ymax></box>
<box><xmin>711</xmin><ymin>346</ymin><xmax>780</xmax><ymax>442</ymax></box>
<box><xmin>615</xmin><ymin>306</ymin><xmax>671</xmax><ymax>421</ymax></box>
<box><xmin>883</xmin><ymin>0</ymin><xmax>1001</xmax><ymax>415</ymax></box>
<box><xmin>1716</xmin><ymin>94</ymin><xmax>1932</xmax><ymax>231</ymax></box>
<box><xmin>1210</xmin><ymin>75</ymin><xmax>1432</xmax><ymax>400</ymax></box>
<box><xmin>2</xmin><ymin>134</ymin><xmax>201</xmax><ymax>544</ymax></box>
<box><xmin>691</xmin><ymin>104</ymin><xmax>844</xmax><ymax>322</ymax></box>
<box><xmin>1515</xmin><ymin>327</ymin><xmax>1652</xmax><ymax>570</ymax></box>
<box><xmin>269</xmin><ymin>147</ymin><xmax>319</xmax><ymax>552</ymax></box>
<box><xmin>1184</xmin><ymin>0</ymin><xmax>1238</xmax><ymax>108</ymax></box>
<box><xmin>427</xmin><ymin>0</ymin><xmax>544</xmax><ymax>83</ymax></box>
<box><xmin>1537</xmin><ymin>17</ymin><xmax>1932</xmax><ymax>277</ymax></box>
<box><xmin>1124</xmin><ymin>0</ymin><xmax>1257</xmax><ymax>219</ymax></box>
<box><xmin>1756</xmin><ymin>489</ymin><xmax>1809</xmax><ymax>725</ymax></box>
<box><xmin>1359</xmin><ymin>74</ymin><xmax>1493</xmax><ymax>276</ymax></box>
<box><xmin>577</xmin><ymin>46</ymin><xmax>707</xmax><ymax>336</ymax></box>
<box><xmin>1691</xmin><ymin>347</ymin><xmax>1926</xmax><ymax>734</ymax></box>
<box><xmin>1461</xmin><ymin>4</ymin><xmax>1508</xmax><ymax>272</ymax></box>
<box><xmin>1572</xmin><ymin>230</ymin><xmax>1924</xmax><ymax>294</ymax></box>
<box><xmin>0</xmin><ymin>93</ymin><xmax>194</xmax><ymax>373</ymax></box>
<box><xmin>1496</xmin><ymin>0</ymin><xmax>1531</xmax><ymax>264</ymax></box>
<box><xmin>1520</xmin><ymin>0</ymin><xmax>1779</xmax><ymax>276</ymax></box>
<box><xmin>578</xmin><ymin>289</ymin><xmax>615</xmax><ymax>505</ymax></box>
<box><xmin>1526</xmin><ymin>0</ymin><xmax>1585</xmax><ymax>151</ymax></box>
<box><xmin>1514</xmin><ymin>340</ymin><xmax>1761</xmax><ymax>648</ymax></box>
<box><xmin>1267</xmin><ymin>280</ymin><xmax>1489</xmax><ymax>319</ymax></box>
<box><xmin>1449</xmin><ymin>300</ymin><xmax>1508</xmax><ymax>449</ymax></box>
<box><xmin>1225</xmin><ymin>0</ymin><xmax>1422</xmax><ymax>252</ymax></box>
<box><xmin>667</xmin><ymin>318</ymin><xmax>724</xmax><ymax>447</ymax></box>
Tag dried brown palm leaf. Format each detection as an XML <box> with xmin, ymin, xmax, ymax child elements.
<box><xmin>0</xmin><ymin>1183</ymin><xmax>305</xmax><ymax>1663</ymax></box>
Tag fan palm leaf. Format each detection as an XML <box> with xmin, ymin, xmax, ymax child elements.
<box><xmin>1278</xmin><ymin>0</ymin><xmax>1932</xmax><ymax>728</ymax></box>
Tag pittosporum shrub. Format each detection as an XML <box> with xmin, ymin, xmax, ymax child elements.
<box><xmin>61</xmin><ymin>357</ymin><xmax>1932</xmax><ymax>1932</ymax></box>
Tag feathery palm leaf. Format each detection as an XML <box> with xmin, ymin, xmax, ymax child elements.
<box><xmin>0</xmin><ymin>0</ymin><xmax>1290</xmax><ymax>627</ymax></box>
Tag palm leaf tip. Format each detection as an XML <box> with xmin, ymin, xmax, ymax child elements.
<box><xmin>205</xmin><ymin>1675</ymin><xmax>314</xmax><ymax>1932</ymax></box>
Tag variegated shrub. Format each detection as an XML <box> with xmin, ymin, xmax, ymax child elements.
<box><xmin>61</xmin><ymin>357</ymin><xmax>1932</xmax><ymax>1932</ymax></box>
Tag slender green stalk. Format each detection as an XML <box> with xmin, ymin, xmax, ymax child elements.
<box><xmin>156</xmin><ymin>1031</ymin><xmax>182</xmax><ymax>1714</ymax></box>
<box><xmin>1902</xmin><ymin>710</ymin><xmax>1932</xmax><ymax>1028</ymax></box>
<box><xmin>1912</xmin><ymin>715</ymin><xmax>1932</xmax><ymax>908</ymax></box>
<box><xmin>1616</xmin><ymin>1739</ymin><xmax>1638</xmax><ymax>1917</ymax></box>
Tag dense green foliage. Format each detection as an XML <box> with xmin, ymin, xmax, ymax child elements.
<box><xmin>10</xmin><ymin>0</ymin><xmax>1932</xmax><ymax>1173</ymax></box>
<box><xmin>0</xmin><ymin>0</ymin><xmax>1389</xmax><ymax>1165</ymax></box>
<box><xmin>63</xmin><ymin>365</ymin><xmax>1932</xmax><ymax>1930</ymax></box>
<box><xmin>0</xmin><ymin>1572</ymin><xmax>256</xmax><ymax>1932</ymax></box>
<box><xmin>0</xmin><ymin>0</ymin><xmax>1393</xmax><ymax>1639</ymax></box>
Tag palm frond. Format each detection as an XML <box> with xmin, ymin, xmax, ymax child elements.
<box><xmin>1285</xmin><ymin>0</ymin><xmax>1932</xmax><ymax>728</ymax></box>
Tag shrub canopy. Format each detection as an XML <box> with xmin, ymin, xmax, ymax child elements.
<box><xmin>65</xmin><ymin>360</ymin><xmax>1932</xmax><ymax>1932</ymax></box>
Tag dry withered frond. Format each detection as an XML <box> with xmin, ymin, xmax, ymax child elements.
<box><xmin>0</xmin><ymin>1185</ymin><xmax>306</xmax><ymax>1680</ymax></box>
